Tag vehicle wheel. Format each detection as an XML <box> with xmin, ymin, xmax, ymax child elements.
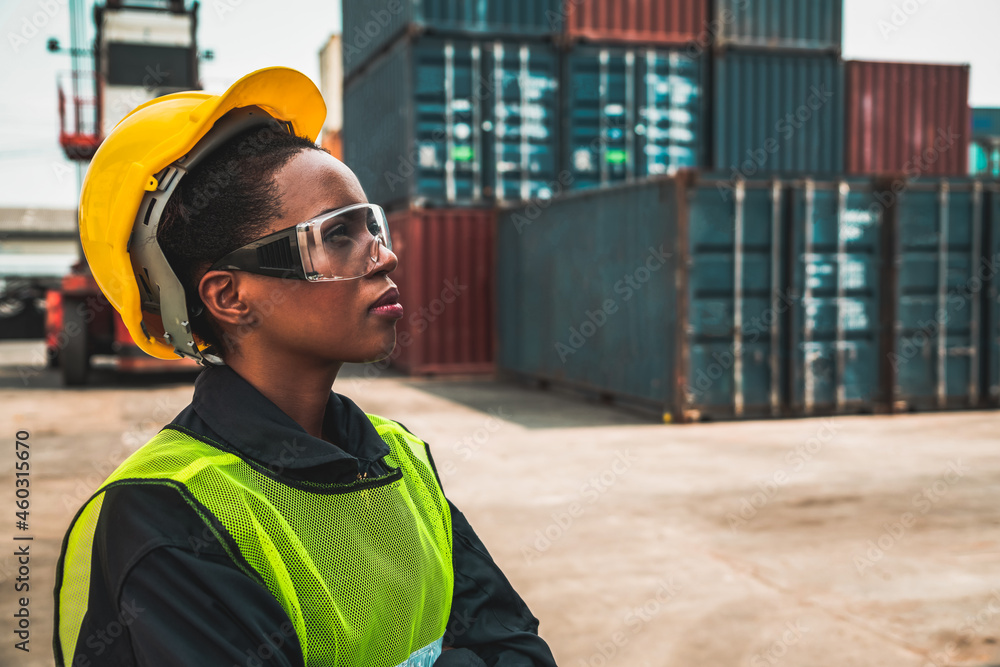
<box><xmin>62</xmin><ymin>300</ymin><xmax>90</xmax><ymax>386</ymax></box>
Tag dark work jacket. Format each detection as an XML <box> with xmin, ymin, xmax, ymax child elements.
<box><xmin>55</xmin><ymin>364</ymin><xmax>557</xmax><ymax>667</ymax></box>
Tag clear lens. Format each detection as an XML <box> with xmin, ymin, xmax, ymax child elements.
<box><xmin>297</xmin><ymin>204</ymin><xmax>391</xmax><ymax>281</ymax></box>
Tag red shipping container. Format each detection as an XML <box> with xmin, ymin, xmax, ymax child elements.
<box><xmin>386</xmin><ymin>208</ymin><xmax>495</xmax><ymax>375</ymax></box>
<box><xmin>846</xmin><ymin>60</ymin><xmax>970</xmax><ymax>176</ymax></box>
<box><xmin>563</xmin><ymin>0</ymin><xmax>706</xmax><ymax>46</ymax></box>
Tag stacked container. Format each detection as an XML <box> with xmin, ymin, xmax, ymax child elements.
<box><xmin>709</xmin><ymin>0</ymin><xmax>846</xmax><ymax>176</ymax></box>
<box><xmin>342</xmin><ymin>1</ymin><xmax>565</xmax><ymax>375</ymax></box>
<box><xmin>971</xmin><ymin>108</ymin><xmax>1000</xmax><ymax>178</ymax></box>
<box><xmin>845</xmin><ymin>61</ymin><xmax>970</xmax><ymax>176</ymax></box>
<box><xmin>557</xmin><ymin>0</ymin><xmax>708</xmax><ymax>189</ymax></box>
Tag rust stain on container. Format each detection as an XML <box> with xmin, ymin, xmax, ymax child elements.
<box><xmin>846</xmin><ymin>60</ymin><xmax>970</xmax><ymax>176</ymax></box>
<box><xmin>563</xmin><ymin>0</ymin><xmax>706</xmax><ymax>46</ymax></box>
<box><xmin>387</xmin><ymin>208</ymin><xmax>495</xmax><ymax>375</ymax></box>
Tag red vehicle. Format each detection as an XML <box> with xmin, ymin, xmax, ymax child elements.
<box><xmin>49</xmin><ymin>0</ymin><xmax>204</xmax><ymax>384</ymax></box>
<box><xmin>45</xmin><ymin>266</ymin><xmax>198</xmax><ymax>385</ymax></box>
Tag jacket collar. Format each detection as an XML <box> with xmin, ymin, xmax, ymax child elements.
<box><xmin>188</xmin><ymin>364</ymin><xmax>390</xmax><ymax>471</ymax></box>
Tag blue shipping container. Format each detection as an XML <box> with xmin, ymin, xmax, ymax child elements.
<box><xmin>972</xmin><ymin>108</ymin><xmax>1000</xmax><ymax>138</ymax></box>
<box><xmin>713</xmin><ymin>50</ymin><xmax>845</xmax><ymax>175</ymax></box>
<box><xmin>498</xmin><ymin>173</ymin><xmax>885</xmax><ymax>421</ymax></box>
<box><xmin>563</xmin><ymin>46</ymin><xmax>703</xmax><ymax>190</ymax></box>
<box><xmin>683</xmin><ymin>178</ymin><xmax>787</xmax><ymax>419</ymax></box>
<box><xmin>715</xmin><ymin>0</ymin><xmax>843</xmax><ymax>52</ymax></box>
<box><xmin>343</xmin><ymin>36</ymin><xmax>559</xmax><ymax>209</ymax></box>
<box><xmin>342</xmin><ymin>0</ymin><xmax>560</xmax><ymax>78</ymax></box>
<box><xmin>786</xmin><ymin>179</ymin><xmax>884</xmax><ymax>416</ymax></box>
<box><xmin>987</xmin><ymin>186</ymin><xmax>1000</xmax><ymax>406</ymax></box>
<box><xmin>890</xmin><ymin>180</ymin><xmax>987</xmax><ymax>410</ymax></box>
<box><xmin>497</xmin><ymin>178</ymin><xmax>676</xmax><ymax>411</ymax></box>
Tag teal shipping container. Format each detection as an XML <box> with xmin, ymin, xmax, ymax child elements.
<box><xmin>712</xmin><ymin>50</ymin><xmax>845</xmax><ymax>175</ymax></box>
<box><xmin>970</xmin><ymin>110</ymin><xmax>1000</xmax><ymax>177</ymax></box>
<box><xmin>714</xmin><ymin>0</ymin><xmax>843</xmax><ymax>52</ymax></box>
<box><xmin>563</xmin><ymin>45</ymin><xmax>704</xmax><ymax>190</ymax></box>
<box><xmin>497</xmin><ymin>177</ymin><xmax>677</xmax><ymax>416</ymax></box>
<box><xmin>786</xmin><ymin>179</ymin><xmax>885</xmax><ymax>416</ymax></box>
<box><xmin>886</xmin><ymin>179</ymin><xmax>999</xmax><ymax>411</ymax></box>
<box><xmin>498</xmin><ymin>173</ymin><xmax>884</xmax><ymax>422</ymax></box>
<box><xmin>342</xmin><ymin>0</ymin><xmax>560</xmax><ymax>78</ymax></box>
<box><xmin>343</xmin><ymin>36</ymin><xmax>559</xmax><ymax>209</ymax></box>
<box><xmin>987</xmin><ymin>187</ymin><xmax>1000</xmax><ymax>406</ymax></box>
<box><xmin>972</xmin><ymin>108</ymin><xmax>1000</xmax><ymax>138</ymax></box>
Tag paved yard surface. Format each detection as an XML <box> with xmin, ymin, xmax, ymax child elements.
<box><xmin>1</xmin><ymin>340</ymin><xmax>999</xmax><ymax>667</ymax></box>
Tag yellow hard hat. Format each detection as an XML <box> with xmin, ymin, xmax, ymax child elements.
<box><xmin>79</xmin><ymin>66</ymin><xmax>326</xmax><ymax>361</ymax></box>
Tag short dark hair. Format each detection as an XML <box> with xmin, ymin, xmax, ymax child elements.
<box><xmin>156</xmin><ymin>122</ymin><xmax>323</xmax><ymax>358</ymax></box>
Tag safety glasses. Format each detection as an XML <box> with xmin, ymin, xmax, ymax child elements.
<box><xmin>209</xmin><ymin>203</ymin><xmax>392</xmax><ymax>281</ymax></box>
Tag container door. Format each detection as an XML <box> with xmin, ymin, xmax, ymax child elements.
<box><xmin>483</xmin><ymin>42</ymin><xmax>559</xmax><ymax>203</ymax></box>
<box><xmin>565</xmin><ymin>47</ymin><xmax>703</xmax><ymax>191</ymax></box>
<box><xmin>893</xmin><ymin>182</ymin><xmax>983</xmax><ymax>410</ymax></box>
<box><xmin>789</xmin><ymin>180</ymin><xmax>881</xmax><ymax>415</ymax></box>
<box><xmin>565</xmin><ymin>48</ymin><xmax>634</xmax><ymax>190</ymax></box>
<box><xmin>414</xmin><ymin>39</ymin><xmax>483</xmax><ymax>205</ymax></box>
<box><xmin>685</xmin><ymin>180</ymin><xmax>785</xmax><ymax>419</ymax></box>
<box><xmin>986</xmin><ymin>186</ymin><xmax>1000</xmax><ymax>406</ymax></box>
<box><xmin>636</xmin><ymin>49</ymin><xmax>702</xmax><ymax>178</ymax></box>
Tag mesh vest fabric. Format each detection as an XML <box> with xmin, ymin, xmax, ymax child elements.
<box><xmin>55</xmin><ymin>414</ymin><xmax>454</xmax><ymax>667</ymax></box>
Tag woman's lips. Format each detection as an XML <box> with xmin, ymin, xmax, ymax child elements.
<box><xmin>369</xmin><ymin>288</ymin><xmax>403</xmax><ymax>319</ymax></box>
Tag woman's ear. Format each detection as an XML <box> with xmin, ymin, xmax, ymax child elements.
<box><xmin>198</xmin><ymin>269</ymin><xmax>253</xmax><ymax>329</ymax></box>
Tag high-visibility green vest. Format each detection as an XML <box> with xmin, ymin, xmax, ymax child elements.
<box><xmin>55</xmin><ymin>414</ymin><xmax>454</xmax><ymax>667</ymax></box>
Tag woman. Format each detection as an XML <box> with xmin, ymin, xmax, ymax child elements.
<box><xmin>54</xmin><ymin>67</ymin><xmax>557</xmax><ymax>667</ymax></box>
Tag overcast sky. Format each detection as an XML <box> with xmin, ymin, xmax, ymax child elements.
<box><xmin>0</xmin><ymin>0</ymin><xmax>997</xmax><ymax>209</ymax></box>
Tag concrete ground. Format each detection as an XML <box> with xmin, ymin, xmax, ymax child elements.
<box><xmin>1</xmin><ymin>340</ymin><xmax>999</xmax><ymax>667</ymax></box>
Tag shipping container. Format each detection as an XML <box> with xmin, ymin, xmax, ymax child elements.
<box><xmin>387</xmin><ymin>208</ymin><xmax>495</xmax><ymax>375</ymax></box>
<box><xmin>498</xmin><ymin>172</ymin><xmax>886</xmax><ymax>421</ymax></box>
<box><xmin>562</xmin><ymin>0</ymin><xmax>707</xmax><ymax>46</ymax></box>
<box><xmin>342</xmin><ymin>0</ymin><xmax>560</xmax><ymax>78</ymax></box>
<box><xmin>343</xmin><ymin>36</ymin><xmax>559</xmax><ymax>209</ymax></box>
<box><xmin>970</xmin><ymin>140</ymin><xmax>1000</xmax><ymax>178</ymax></box>
<box><xmin>563</xmin><ymin>45</ymin><xmax>703</xmax><ymax>190</ymax></box>
<box><xmin>846</xmin><ymin>61</ymin><xmax>970</xmax><ymax>176</ymax></box>
<box><xmin>786</xmin><ymin>179</ymin><xmax>884</xmax><ymax>416</ymax></box>
<box><xmin>497</xmin><ymin>177</ymin><xmax>678</xmax><ymax>417</ymax></box>
<box><xmin>885</xmin><ymin>179</ymin><xmax>989</xmax><ymax>411</ymax></box>
<box><xmin>319</xmin><ymin>34</ymin><xmax>344</xmax><ymax>138</ymax></box>
<box><xmin>714</xmin><ymin>0</ymin><xmax>842</xmax><ymax>52</ymax></box>
<box><xmin>682</xmin><ymin>177</ymin><xmax>788</xmax><ymax>420</ymax></box>
<box><xmin>986</xmin><ymin>186</ymin><xmax>1000</xmax><ymax>406</ymax></box>
<box><xmin>972</xmin><ymin>108</ymin><xmax>1000</xmax><ymax>139</ymax></box>
<box><xmin>712</xmin><ymin>50</ymin><xmax>844</xmax><ymax>175</ymax></box>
